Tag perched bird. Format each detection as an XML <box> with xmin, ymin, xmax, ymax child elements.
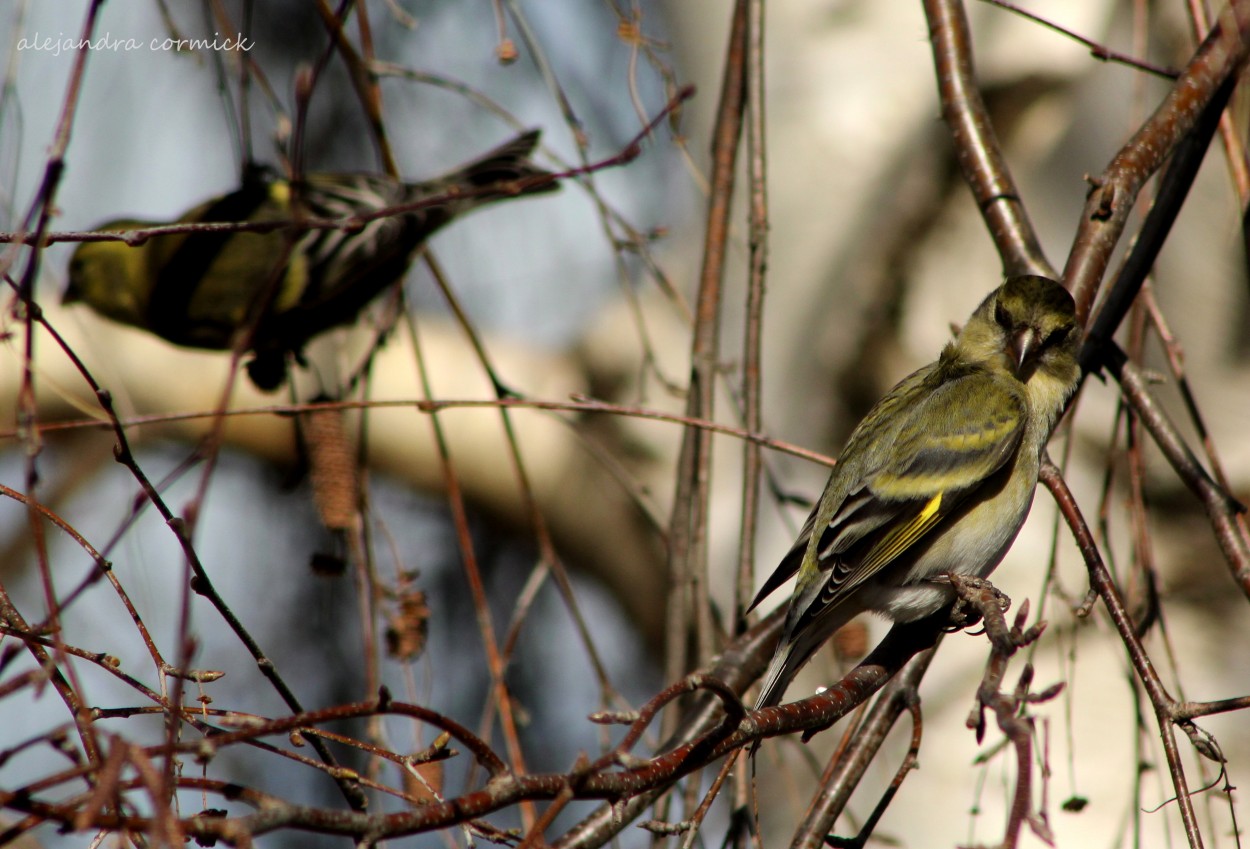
<box><xmin>65</xmin><ymin>130</ymin><xmax>558</xmax><ymax>390</ymax></box>
<box><xmin>750</xmin><ymin>275</ymin><xmax>1080</xmax><ymax>709</ymax></box>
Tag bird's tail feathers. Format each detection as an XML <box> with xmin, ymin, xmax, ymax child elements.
<box><xmin>754</xmin><ymin>650</ymin><xmax>800</xmax><ymax>711</ymax></box>
<box><xmin>754</xmin><ymin>602</ymin><xmax>859</xmax><ymax>710</ymax></box>
<box><xmin>416</xmin><ymin>129</ymin><xmax>559</xmax><ymax>206</ymax></box>
<box><xmin>746</xmin><ymin>541</ymin><xmax>806</xmax><ymax>615</ymax></box>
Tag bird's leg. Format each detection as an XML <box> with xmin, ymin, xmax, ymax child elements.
<box><xmin>930</xmin><ymin>573</ymin><xmax>1013</xmax><ymax>646</ymax></box>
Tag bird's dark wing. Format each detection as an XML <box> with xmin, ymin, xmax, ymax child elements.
<box><xmin>750</xmin><ymin>364</ymin><xmax>1026</xmax><ymax>614</ymax></box>
<box><xmin>814</xmin><ymin>366</ymin><xmax>1027</xmax><ymax>600</ymax></box>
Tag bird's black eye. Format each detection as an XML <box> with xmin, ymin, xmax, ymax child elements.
<box><xmin>1043</xmin><ymin>325</ymin><xmax>1071</xmax><ymax>349</ymax></box>
<box><xmin>994</xmin><ymin>301</ymin><xmax>1012</xmax><ymax>329</ymax></box>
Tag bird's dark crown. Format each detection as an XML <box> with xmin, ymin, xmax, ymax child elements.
<box><xmin>994</xmin><ymin>275</ymin><xmax>1075</xmax><ymax>329</ymax></box>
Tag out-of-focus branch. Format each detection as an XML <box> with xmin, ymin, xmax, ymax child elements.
<box><xmin>665</xmin><ymin>0</ymin><xmax>749</xmax><ymax>723</ymax></box>
<box><xmin>736</xmin><ymin>0</ymin><xmax>769</xmax><ymax>637</ymax></box>
<box><xmin>1</xmin><ymin>0</ymin><xmax>109</xmax><ymax>781</ymax></box>
<box><xmin>1102</xmin><ymin>347</ymin><xmax>1250</xmax><ymax>594</ymax></box>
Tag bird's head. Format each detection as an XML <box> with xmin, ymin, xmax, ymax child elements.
<box><xmin>64</xmin><ymin>220</ymin><xmax>155</xmax><ymax>326</ymax></box>
<box><xmin>960</xmin><ymin>274</ymin><xmax>1079</xmax><ymax>385</ymax></box>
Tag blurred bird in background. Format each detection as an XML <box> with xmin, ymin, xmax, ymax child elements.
<box><xmin>65</xmin><ymin>130</ymin><xmax>559</xmax><ymax>390</ymax></box>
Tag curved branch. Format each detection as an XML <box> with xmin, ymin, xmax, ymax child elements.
<box><xmin>922</xmin><ymin>0</ymin><xmax>1055</xmax><ymax>277</ymax></box>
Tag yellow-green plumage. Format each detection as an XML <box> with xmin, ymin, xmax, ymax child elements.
<box><xmin>65</xmin><ymin>130</ymin><xmax>558</xmax><ymax>390</ymax></box>
<box><xmin>750</xmin><ymin>275</ymin><xmax>1080</xmax><ymax>709</ymax></box>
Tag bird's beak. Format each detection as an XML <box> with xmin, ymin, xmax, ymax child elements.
<box><xmin>1010</xmin><ymin>326</ymin><xmax>1039</xmax><ymax>372</ymax></box>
